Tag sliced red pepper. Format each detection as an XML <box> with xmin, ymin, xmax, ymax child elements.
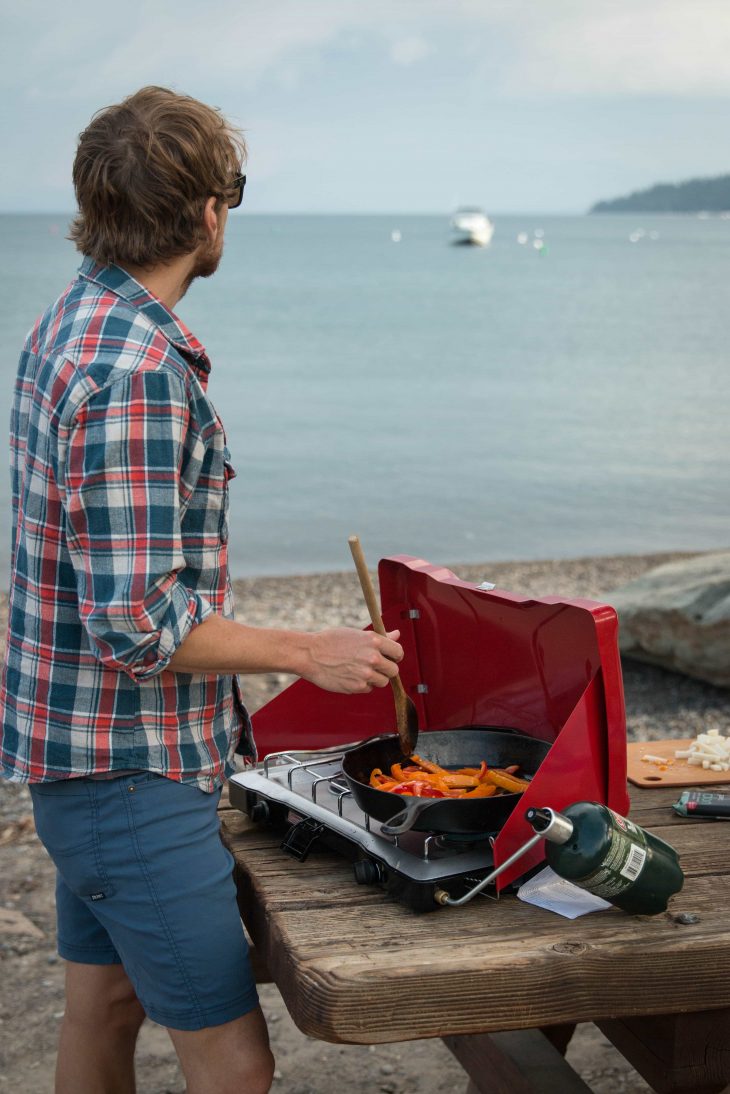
<box><xmin>390</xmin><ymin>780</ymin><xmax>446</xmax><ymax>798</ymax></box>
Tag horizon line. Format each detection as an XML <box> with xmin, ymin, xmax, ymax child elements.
<box><xmin>0</xmin><ymin>208</ymin><xmax>594</xmax><ymax>218</ymax></box>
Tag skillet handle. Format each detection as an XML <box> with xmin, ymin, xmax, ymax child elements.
<box><xmin>380</xmin><ymin>797</ymin><xmax>437</xmax><ymax>836</ymax></box>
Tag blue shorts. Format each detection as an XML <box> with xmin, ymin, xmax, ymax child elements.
<box><xmin>29</xmin><ymin>772</ymin><xmax>259</xmax><ymax>1031</ymax></box>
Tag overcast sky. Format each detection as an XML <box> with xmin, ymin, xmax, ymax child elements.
<box><xmin>2</xmin><ymin>0</ymin><xmax>730</xmax><ymax>214</ymax></box>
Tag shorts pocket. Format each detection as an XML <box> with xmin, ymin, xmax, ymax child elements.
<box><xmin>30</xmin><ymin>784</ymin><xmax>96</xmax><ymax>858</ymax></box>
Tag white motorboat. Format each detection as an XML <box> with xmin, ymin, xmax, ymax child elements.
<box><xmin>450</xmin><ymin>207</ymin><xmax>495</xmax><ymax>247</ymax></box>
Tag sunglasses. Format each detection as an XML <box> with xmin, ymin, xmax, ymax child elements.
<box><xmin>227</xmin><ymin>173</ymin><xmax>246</xmax><ymax>209</ymax></box>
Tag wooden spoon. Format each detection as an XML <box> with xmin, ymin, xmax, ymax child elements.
<box><xmin>348</xmin><ymin>535</ymin><xmax>418</xmax><ymax>756</ymax></box>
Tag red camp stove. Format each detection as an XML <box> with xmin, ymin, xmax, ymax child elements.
<box><xmin>229</xmin><ymin>555</ymin><xmax>629</xmax><ymax>911</ymax></box>
<box><xmin>229</xmin><ymin>744</ymin><xmax>505</xmax><ymax>911</ymax></box>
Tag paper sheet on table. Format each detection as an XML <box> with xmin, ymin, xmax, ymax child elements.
<box><xmin>517</xmin><ymin>866</ymin><xmax>612</xmax><ymax>919</ymax></box>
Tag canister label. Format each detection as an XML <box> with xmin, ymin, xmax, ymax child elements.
<box><xmin>576</xmin><ymin>809</ymin><xmax>648</xmax><ymax>899</ymax></box>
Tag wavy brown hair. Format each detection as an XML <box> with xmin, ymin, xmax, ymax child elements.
<box><xmin>69</xmin><ymin>86</ymin><xmax>246</xmax><ymax>268</ymax></box>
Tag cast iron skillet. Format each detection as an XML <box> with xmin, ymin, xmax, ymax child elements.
<box><xmin>341</xmin><ymin>726</ymin><xmax>551</xmax><ymax>836</ymax></box>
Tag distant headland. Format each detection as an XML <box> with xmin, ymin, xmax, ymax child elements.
<box><xmin>590</xmin><ymin>174</ymin><xmax>730</xmax><ymax>214</ymax></box>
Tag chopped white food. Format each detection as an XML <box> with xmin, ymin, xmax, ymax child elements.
<box><xmin>676</xmin><ymin>730</ymin><xmax>730</xmax><ymax>769</ymax></box>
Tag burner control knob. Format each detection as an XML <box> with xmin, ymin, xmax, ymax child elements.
<box><xmin>353</xmin><ymin>859</ymin><xmax>382</xmax><ymax>885</ymax></box>
<box><xmin>250</xmin><ymin>801</ymin><xmax>270</xmax><ymax>824</ymax></box>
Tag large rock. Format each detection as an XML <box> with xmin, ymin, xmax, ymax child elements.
<box><xmin>609</xmin><ymin>552</ymin><xmax>730</xmax><ymax>688</ymax></box>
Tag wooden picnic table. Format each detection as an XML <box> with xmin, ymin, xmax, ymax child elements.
<box><xmin>219</xmin><ymin>783</ymin><xmax>730</xmax><ymax>1094</ymax></box>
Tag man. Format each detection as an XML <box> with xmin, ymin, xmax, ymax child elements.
<box><xmin>0</xmin><ymin>86</ymin><xmax>403</xmax><ymax>1094</ymax></box>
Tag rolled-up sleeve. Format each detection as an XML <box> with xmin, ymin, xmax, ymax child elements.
<box><xmin>63</xmin><ymin>367</ymin><xmax>213</xmax><ymax>681</ymax></box>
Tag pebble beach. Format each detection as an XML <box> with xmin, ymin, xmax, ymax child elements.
<box><xmin>0</xmin><ymin>549</ymin><xmax>728</xmax><ymax>1093</ymax></box>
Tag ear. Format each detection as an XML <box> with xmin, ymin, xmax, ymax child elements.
<box><xmin>202</xmin><ymin>196</ymin><xmax>220</xmax><ymax>242</ymax></box>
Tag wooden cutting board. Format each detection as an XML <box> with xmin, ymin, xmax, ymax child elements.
<box><xmin>627</xmin><ymin>738</ymin><xmax>730</xmax><ymax>788</ymax></box>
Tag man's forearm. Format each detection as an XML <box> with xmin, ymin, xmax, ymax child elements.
<box><xmin>167</xmin><ymin>613</ymin><xmax>404</xmax><ymax>695</ymax></box>
<box><xmin>168</xmin><ymin>613</ymin><xmax>311</xmax><ymax>676</ymax></box>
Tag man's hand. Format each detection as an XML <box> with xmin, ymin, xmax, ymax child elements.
<box><xmin>302</xmin><ymin>628</ymin><xmax>403</xmax><ymax>694</ymax></box>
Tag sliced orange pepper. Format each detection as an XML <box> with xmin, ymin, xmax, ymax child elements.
<box><xmin>370</xmin><ymin>769</ymin><xmax>398</xmax><ymax>791</ymax></box>
<box><xmin>485</xmin><ymin>769</ymin><xmax>530</xmax><ymax>793</ymax></box>
<box><xmin>462</xmin><ymin>782</ymin><xmax>497</xmax><ymax>798</ymax></box>
<box><xmin>448</xmin><ymin>761</ymin><xmax>489</xmax><ymax>780</ymax></box>
<box><xmin>442</xmin><ymin>774</ymin><xmax>480</xmax><ymax>789</ymax></box>
<box><xmin>369</xmin><ymin>758</ymin><xmax>525</xmax><ymax>797</ymax></box>
<box><xmin>409</xmin><ymin>754</ymin><xmax>450</xmax><ymax>776</ymax></box>
<box><xmin>390</xmin><ymin>766</ymin><xmax>444</xmax><ymax>787</ymax></box>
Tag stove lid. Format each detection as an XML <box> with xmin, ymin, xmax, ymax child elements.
<box><xmin>251</xmin><ymin>555</ymin><xmax>626</xmax><ymax>778</ymax></box>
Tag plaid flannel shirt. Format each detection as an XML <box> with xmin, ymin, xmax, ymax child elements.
<box><xmin>0</xmin><ymin>257</ymin><xmax>254</xmax><ymax>791</ymax></box>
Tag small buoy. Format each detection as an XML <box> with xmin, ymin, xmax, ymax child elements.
<box><xmin>533</xmin><ymin>238</ymin><xmax>545</xmax><ymax>251</ymax></box>
<box><xmin>517</xmin><ymin>232</ymin><xmax>528</xmax><ymax>245</ymax></box>
<box><xmin>534</xmin><ymin>228</ymin><xmax>545</xmax><ymax>239</ymax></box>
<box><xmin>390</xmin><ymin>229</ymin><xmax>402</xmax><ymax>243</ymax></box>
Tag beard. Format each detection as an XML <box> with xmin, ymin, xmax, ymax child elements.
<box><xmin>181</xmin><ymin>235</ymin><xmax>224</xmax><ymax>297</ymax></box>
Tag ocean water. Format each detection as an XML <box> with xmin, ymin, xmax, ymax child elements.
<box><xmin>0</xmin><ymin>213</ymin><xmax>728</xmax><ymax>579</ymax></box>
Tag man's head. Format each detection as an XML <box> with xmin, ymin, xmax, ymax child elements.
<box><xmin>69</xmin><ymin>86</ymin><xmax>246</xmax><ymax>274</ymax></box>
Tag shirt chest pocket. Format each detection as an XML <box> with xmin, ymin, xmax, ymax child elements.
<box><xmin>220</xmin><ymin>444</ymin><xmax>237</xmax><ymax>545</ymax></box>
<box><xmin>180</xmin><ymin>430</ymin><xmax>236</xmax><ymax>549</ymax></box>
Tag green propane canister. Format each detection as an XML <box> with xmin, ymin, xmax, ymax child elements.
<box><xmin>525</xmin><ymin>802</ymin><xmax>684</xmax><ymax>915</ymax></box>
